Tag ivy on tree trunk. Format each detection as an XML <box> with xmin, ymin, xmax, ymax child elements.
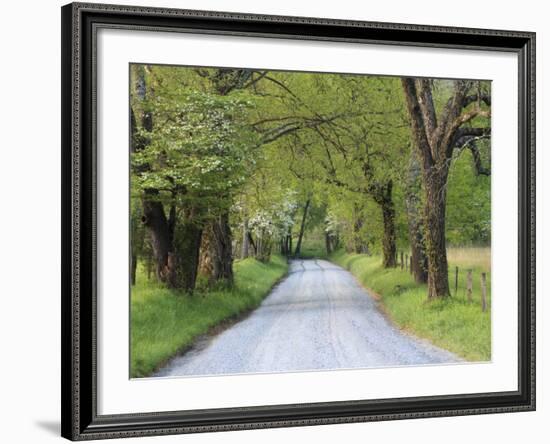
<box><xmin>405</xmin><ymin>151</ymin><xmax>428</xmax><ymax>284</ymax></box>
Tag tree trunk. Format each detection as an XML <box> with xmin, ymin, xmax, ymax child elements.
<box><xmin>241</xmin><ymin>218</ymin><xmax>249</xmax><ymax>259</ymax></box>
<box><xmin>258</xmin><ymin>235</ymin><xmax>272</xmax><ymax>262</ymax></box>
<box><xmin>142</xmin><ymin>200</ymin><xmax>203</xmax><ymax>291</ymax></box>
<box><xmin>401</xmin><ymin>78</ymin><xmax>488</xmax><ymax>299</ymax></box>
<box><xmin>130</xmin><ymin>254</ymin><xmax>137</xmax><ymax>286</ymax></box>
<box><xmin>167</xmin><ymin>216</ymin><xmax>203</xmax><ymax>291</ymax></box>
<box><xmin>380</xmin><ymin>198</ymin><xmax>397</xmax><ymax>268</ymax></box>
<box><xmin>330</xmin><ymin>232</ymin><xmax>339</xmax><ymax>252</ymax></box>
<box><xmin>146</xmin><ymin>250</ymin><xmax>153</xmax><ymax>280</ymax></box>
<box><xmin>370</xmin><ymin>182</ymin><xmax>396</xmax><ymax>268</ymax></box>
<box><xmin>325</xmin><ymin>230</ymin><xmax>332</xmax><ymax>255</ymax></box>
<box><xmin>405</xmin><ymin>152</ymin><xmax>428</xmax><ymax>284</ymax></box>
<box><xmin>353</xmin><ymin>205</ymin><xmax>364</xmax><ymax>254</ymax></box>
<box><xmin>256</xmin><ymin>233</ymin><xmax>262</xmax><ymax>261</ymax></box>
<box><xmin>198</xmin><ymin>226</ymin><xmax>214</xmax><ymax>277</ymax></box>
<box><xmin>352</xmin><ymin>205</ymin><xmax>370</xmax><ymax>255</ymax></box>
<box><xmin>424</xmin><ymin>171</ymin><xmax>450</xmax><ymax>299</ymax></box>
<box><xmin>408</xmin><ymin>220</ymin><xmax>428</xmax><ymax>284</ymax></box>
<box><xmin>141</xmin><ymin>199</ymin><xmax>171</xmax><ymax>281</ymax></box>
<box><xmin>211</xmin><ymin>212</ymin><xmax>234</xmax><ymax>285</ymax></box>
<box><xmin>132</xmin><ymin>68</ymin><xmax>170</xmax><ymax>282</ymax></box>
<box><xmin>248</xmin><ymin>232</ymin><xmax>257</xmax><ymax>257</ymax></box>
<box><xmin>287</xmin><ymin>230</ymin><xmax>292</xmax><ymax>256</ymax></box>
<box><xmin>294</xmin><ymin>198</ymin><xmax>311</xmax><ymax>257</ymax></box>
<box><xmin>282</xmin><ymin>227</ymin><xmax>292</xmax><ymax>256</ymax></box>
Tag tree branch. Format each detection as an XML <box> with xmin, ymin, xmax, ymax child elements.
<box><xmin>454</xmin><ymin>127</ymin><xmax>491</xmax><ymax>139</ymax></box>
<box><xmin>468</xmin><ymin>142</ymin><xmax>491</xmax><ymax>176</ymax></box>
<box><xmin>257</xmin><ymin>114</ymin><xmax>347</xmax><ymax>146</ymax></box>
<box><xmin>242</xmin><ymin>70</ymin><xmax>269</xmax><ymax>89</ymax></box>
<box><xmin>453</xmin><ymin>134</ymin><xmax>491</xmax><ymax>176</ymax></box>
<box><xmin>415</xmin><ymin>79</ymin><xmax>438</xmax><ymax>146</ymax></box>
<box><xmin>401</xmin><ymin>78</ymin><xmax>434</xmax><ymax>167</ymax></box>
<box><xmin>454</xmin><ymin>108</ymin><xmax>491</xmax><ymax>128</ymax></box>
<box><xmin>463</xmin><ymin>93</ymin><xmax>491</xmax><ymax>107</ymax></box>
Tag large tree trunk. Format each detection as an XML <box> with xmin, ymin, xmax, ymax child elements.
<box><xmin>407</xmin><ymin>216</ymin><xmax>428</xmax><ymax>284</ymax></box>
<box><xmin>199</xmin><ymin>213</ymin><xmax>234</xmax><ymax>286</ymax></box>
<box><xmin>401</xmin><ymin>78</ymin><xmax>487</xmax><ymax>298</ymax></box>
<box><xmin>141</xmin><ymin>199</ymin><xmax>171</xmax><ymax>281</ymax></box>
<box><xmin>198</xmin><ymin>226</ymin><xmax>213</xmax><ymax>277</ymax></box>
<box><xmin>370</xmin><ymin>181</ymin><xmax>396</xmax><ymax>268</ymax></box>
<box><xmin>168</xmin><ymin>216</ymin><xmax>203</xmax><ymax>291</ymax></box>
<box><xmin>211</xmin><ymin>212</ymin><xmax>234</xmax><ymax>285</ymax></box>
<box><xmin>133</xmin><ymin>67</ymin><xmax>185</xmax><ymax>288</ymax></box>
<box><xmin>405</xmin><ymin>152</ymin><xmax>428</xmax><ymax>284</ymax></box>
<box><xmin>294</xmin><ymin>198</ymin><xmax>311</xmax><ymax>257</ymax></box>
<box><xmin>424</xmin><ymin>171</ymin><xmax>450</xmax><ymax>299</ymax></box>
<box><xmin>401</xmin><ymin>78</ymin><xmax>480</xmax><ymax>299</ymax></box>
<box><xmin>142</xmin><ymin>200</ymin><xmax>202</xmax><ymax>291</ymax></box>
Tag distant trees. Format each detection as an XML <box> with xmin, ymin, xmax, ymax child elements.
<box><xmin>304</xmin><ymin>76</ymin><xmax>408</xmax><ymax>268</ymax></box>
<box><xmin>129</xmin><ymin>64</ymin><xmax>491</xmax><ymax>301</ymax></box>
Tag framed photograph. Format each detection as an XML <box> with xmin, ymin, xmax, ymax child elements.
<box><xmin>61</xmin><ymin>2</ymin><xmax>535</xmax><ymax>440</ymax></box>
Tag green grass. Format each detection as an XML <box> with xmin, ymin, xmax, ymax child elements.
<box><xmin>130</xmin><ymin>255</ymin><xmax>288</xmax><ymax>378</ymax></box>
<box><xmin>330</xmin><ymin>248</ymin><xmax>491</xmax><ymax>362</ymax></box>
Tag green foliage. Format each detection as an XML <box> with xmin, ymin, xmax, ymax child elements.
<box><xmin>131</xmin><ymin>65</ymin><xmax>260</xmax><ymax>222</ymax></box>
<box><xmin>130</xmin><ymin>255</ymin><xmax>288</xmax><ymax>377</ymax></box>
<box><xmin>131</xmin><ymin>64</ymin><xmax>491</xmax><ymax>264</ymax></box>
<box><xmin>446</xmin><ymin>150</ymin><xmax>491</xmax><ymax>244</ymax></box>
<box><xmin>331</xmin><ymin>249</ymin><xmax>491</xmax><ymax>361</ymax></box>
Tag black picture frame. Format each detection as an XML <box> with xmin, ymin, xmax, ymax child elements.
<box><xmin>61</xmin><ymin>2</ymin><xmax>536</xmax><ymax>440</ymax></box>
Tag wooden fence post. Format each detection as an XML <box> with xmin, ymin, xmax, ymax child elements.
<box><xmin>466</xmin><ymin>270</ymin><xmax>473</xmax><ymax>302</ymax></box>
<box><xmin>455</xmin><ymin>266</ymin><xmax>459</xmax><ymax>296</ymax></box>
<box><xmin>481</xmin><ymin>272</ymin><xmax>487</xmax><ymax>312</ymax></box>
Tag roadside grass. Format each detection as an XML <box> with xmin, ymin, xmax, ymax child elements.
<box><xmin>330</xmin><ymin>248</ymin><xmax>491</xmax><ymax>362</ymax></box>
<box><xmin>130</xmin><ymin>255</ymin><xmax>288</xmax><ymax>378</ymax></box>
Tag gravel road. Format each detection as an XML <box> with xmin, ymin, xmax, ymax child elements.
<box><xmin>154</xmin><ymin>259</ymin><xmax>459</xmax><ymax>377</ymax></box>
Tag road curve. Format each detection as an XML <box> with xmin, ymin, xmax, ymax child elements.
<box><xmin>154</xmin><ymin>259</ymin><xmax>459</xmax><ymax>377</ymax></box>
